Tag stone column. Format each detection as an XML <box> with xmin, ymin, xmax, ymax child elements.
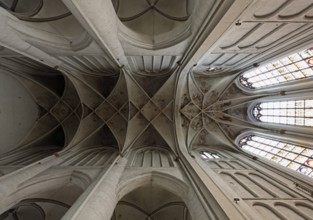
<box><xmin>63</xmin><ymin>0</ymin><xmax>128</xmax><ymax>66</ymax></box>
<box><xmin>0</xmin><ymin>8</ymin><xmax>61</xmax><ymax>68</ymax></box>
<box><xmin>0</xmin><ymin>153</ymin><xmax>65</xmax><ymax>213</ymax></box>
<box><xmin>62</xmin><ymin>157</ymin><xmax>128</xmax><ymax>220</ymax></box>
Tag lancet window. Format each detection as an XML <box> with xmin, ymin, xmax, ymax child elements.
<box><xmin>252</xmin><ymin>99</ymin><xmax>313</xmax><ymax>126</ymax></box>
<box><xmin>239</xmin><ymin>135</ymin><xmax>313</xmax><ymax>178</ymax></box>
<box><xmin>239</xmin><ymin>47</ymin><xmax>313</xmax><ymax>89</ymax></box>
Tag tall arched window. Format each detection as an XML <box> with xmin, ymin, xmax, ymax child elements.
<box><xmin>252</xmin><ymin>99</ymin><xmax>313</xmax><ymax>126</ymax></box>
<box><xmin>239</xmin><ymin>135</ymin><xmax>313</xmax><ymax>178</ymax></box>
<box><xmin>239</xmin><ymin>47</ymin><xmax>313</xmax><ymax>89</ymax></box>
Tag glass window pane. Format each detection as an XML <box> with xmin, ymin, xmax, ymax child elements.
<box><xmin>305</xmin><ymin>118</ymin><xmax>313</xmax><ymax>126</ymax></box>
<box><xmin>305</xmin><ymin>109</ymin><xmax>313</xmax><ymax>117</ymax></box>
<box><xmin>287</xmin><ymin>117</ymin><xmax>295</xmax><ymax>125</ymax></box>
<box><xmin>280</xmin><ymin>102</ymin><xmax>287</xmax><ymax>108</ymax></box>
<box><xmin>295</xmin><ymin>61</ymin><xmax>308</xmax><ymax>69</ymax></box>
<box><xmin>295</xmin><ymin>155</ymin><xmax>308</xmax><ymax>163</ymax></box>
<box><xmin>200</xmin><ymin>152</ymin><xmax>221</xmax><ymax>160</ymax></box>
<box><xmin>277</xmin><ymin>150</ymin><xmax>288</xmax><ymax>157</ymax></box>
<box><xmin>288</xmin><ymin>162</ymin><xmax>301</xmax><ymax>170</ymax></box>
<box><xmin>279</xmin><ymin>117</ymin><xmax>287</xmax><ymax>124</ymax></box>
<box><xmin>292</xmin><ymin>146</ymin><xmax>304</xmax><ymax>153</ymax></box>
<box><xmin>295</xmin><ymin>118</ymin><xmax>304</xmax><ymax>126</ymax></box>
<box><xmin>302</xmin><ymin>149</ymin><xmax>313</xmax><ymax>157</ymax></box>
<box><xmin>298</xmin><ymin>166</ymin><xmax>312</xmax><ymax>175</ymax></box>
<box><xmin>279</xmin><ymin>159</ymin><xmax>291</xmax><ymax>166</ymax></box>
<box><xmin>286</xmin><ymin>152</ymin><xmax>297</xmax><ymax>160</ymax></box>
<box><xmin>305</xmin><ymin>100</ymin><xmax>313</xmax><ymax>107</ymax></box>
<box><xmin>284</xmin><ymin>144</ymin><xmax>295</xmax><ymax>151</ymax></box>
<box><xmin>302</xmin><ymin>68</ymin><xmax>313</xmax><ymax>76</ymax></box>
<box><xmin>295</xmin><ymin>100</ymin><xmax>304</xmax><ymax>108</ymax></box>
<box><xmin>289</xmin><ymin>53</ymin><xmax>302</xmax><ymax>62</ymax></box>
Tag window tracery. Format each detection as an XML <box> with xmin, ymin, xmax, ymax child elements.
<box><xmin>252</xmin><ymin>99</ymin><xmax>313</xmax><ymax>126</ymax></box>
<box><xmin>239</xmin><ymin>47</ymin><xmax>313</xmax><ymax>89</ymax></box>
<box><xmin>239</xmin><ymin>135</ymin><xmax>313</xmax><ymax>178</ymax></box>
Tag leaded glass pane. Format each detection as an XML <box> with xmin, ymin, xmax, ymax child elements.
<box><xmin>239</xmin><ymin>47</ymin><xmax>313</xmax><ymax>89</ymax></box>
<box><xmin>239</xmin><ymin>135</ymin><xmax>313</xmax><ymax>178</ymax></box>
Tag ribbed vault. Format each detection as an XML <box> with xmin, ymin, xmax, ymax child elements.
<box><xmin>0</xmin><ymin>0</ymin><xmax>312</xmax><ymax>165</ymax></box>
<box><xmin>1</xmin><ymin>0</ymin><xmax>313</xmax><ymax>165</ymax></box>
<box><xmin>1</xmin><ymin>0</ymin><xmax>313</xmax><ymax>219</ymax></box>
<box><xmin>0</xmin><ymin>45</ymin><xmax>178</xmax><ymax>160</ymax></box>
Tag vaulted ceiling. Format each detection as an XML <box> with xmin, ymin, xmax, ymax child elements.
<box><xmin>0</xmin><ymin>0</ymin><xmax>313</xmax><ymax>161</ymax></box>
<box><xmin>1</xmin><ymin>1</ymin><xmax>313</xmax><ymax>219</ymax></box>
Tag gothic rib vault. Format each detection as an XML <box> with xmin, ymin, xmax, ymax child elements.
<box><xmin>1</xmin><ymin>0</ymin><xmax>313</xmax><ymax>219</ymax></box>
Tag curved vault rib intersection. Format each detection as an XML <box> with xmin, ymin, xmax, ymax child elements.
<box><xmin>2</xmin><ymin>0</ymin><xmax>313</xmax><ymax>219</ymax></box>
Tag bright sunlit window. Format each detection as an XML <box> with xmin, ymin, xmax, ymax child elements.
<box><xmin>252</xmin><ymin>99</ymin><xmax>313</xmax><ymax>126</ymax></box>
<box><xmin>200</xmin><ymin>151</ymin><xmax>221</xmax><ymax>160</ymax></box>
<box><xmin>239</xmin><ymin>135</ymin><xmax>313</xmax><ymax>178</ymax></box>
<box><xmin>239</xmin><ymin>47</ymin><xmax>313</xmax><ymax>89</ymax></box>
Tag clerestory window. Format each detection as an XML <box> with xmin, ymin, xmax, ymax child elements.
<box><xmin>199</xmin><ymin>151</ymin><xmax>221</xmax><ymax>160</ymax></box>
<box><xmin>239</xmin><ymin>47</ymin><xmax>313</xmax><ymax>89</ymax></box>
<box><xmin>252</xmin><ymin>99</ymin><xmax>313</xmax><ymax>126</ymax></box>
<box><xmin>239</xmin><ymin>135</ymin><xmax>313</xmax><ymax>178</ymax></box>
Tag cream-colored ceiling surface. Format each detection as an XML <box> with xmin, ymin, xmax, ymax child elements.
<box><xmin>0</xmin><ymin>0</ymin><xmax>312</xmax><ymax>162</ymax></box>
<box><xmin>1</xmin><ymin>0</ymin><xmax>313</xmax><ymax>219</ymax></box>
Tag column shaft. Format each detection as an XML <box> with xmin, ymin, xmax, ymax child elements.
<box><xmin>63</xmin><ymin>0</ymin><xmax>127</xmax><ymax>66</ymax></box>
<box><xmin>62</xmin><ymin>157</ymin><xmax>127</xmax><ymax>220</ymax></box>
<box><xmin>0</xmin><ymin>8</ymin><xmax>61</xmax><ymax>68</ymax></box>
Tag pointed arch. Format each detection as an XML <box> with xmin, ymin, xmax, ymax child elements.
<box><xmin>251</xmin><ymin>99</ymin><xmax>313</xmax><ymax>127</ymax></box>
<box><xmin>236</xmin><ymin>131</ymin><xmax>313</xmax><ymax>179</ymax></box>
<box><xmin>116</xmin><ymin>171</ymin><xmax>213</xmax><ymax>220</ymax></box>
<box><xmin>237</xmin><ymin>46</ymin><xmax>313</xmax><ymax>92</ymax></box>
<box><xmin>244</xmin><ymin>92</ymin><xmax>313</xmax><ymax>135</ymax></box>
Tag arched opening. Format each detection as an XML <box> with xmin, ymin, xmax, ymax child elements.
<box><xmin>0</xmin><ymin>171</ymin><xmax>87</xmax><ymax>220</ymax></box>
<box><xmin>251</xmin><ymin>99</ymin><xmax>313</xmax><ymax>127</ymax></box>
<box><xmin>236</xmin><ymin>131</ymin><xmax>313</xmax><ymax>179</ymax></box>
<box><xmin>237</xmin><ymin>46</ymin><xmax>313</xmax><ymax>93</ymax></box>
<box><xmin>115</xmin><ymin>172</ymin><xmax>206</xmax><ymax>220</ymax></box>
<box><xmin>239</xmin><ymin>47</ymin><xmax>313</xmax><ymax>89</ymax></box>
<box><xmin>0</xmin><ymin>198</ymin><xmax>71</xmax><ymax>220</ymax></box>
<box><xmin>112</xmin><ymin>0</ymin><xmax>194</xmax><ymax>49</ymax></box>
<box><xmin>113</xmin><ymin>185</ymin><xmax>191</xmax><ymax>220</ymax></box>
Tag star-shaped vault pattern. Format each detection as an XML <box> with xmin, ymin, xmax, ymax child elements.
<box><xmin>0</xmin><ymin>53</ymin><xmax>178</xmax><ymax>166</ymax></box>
